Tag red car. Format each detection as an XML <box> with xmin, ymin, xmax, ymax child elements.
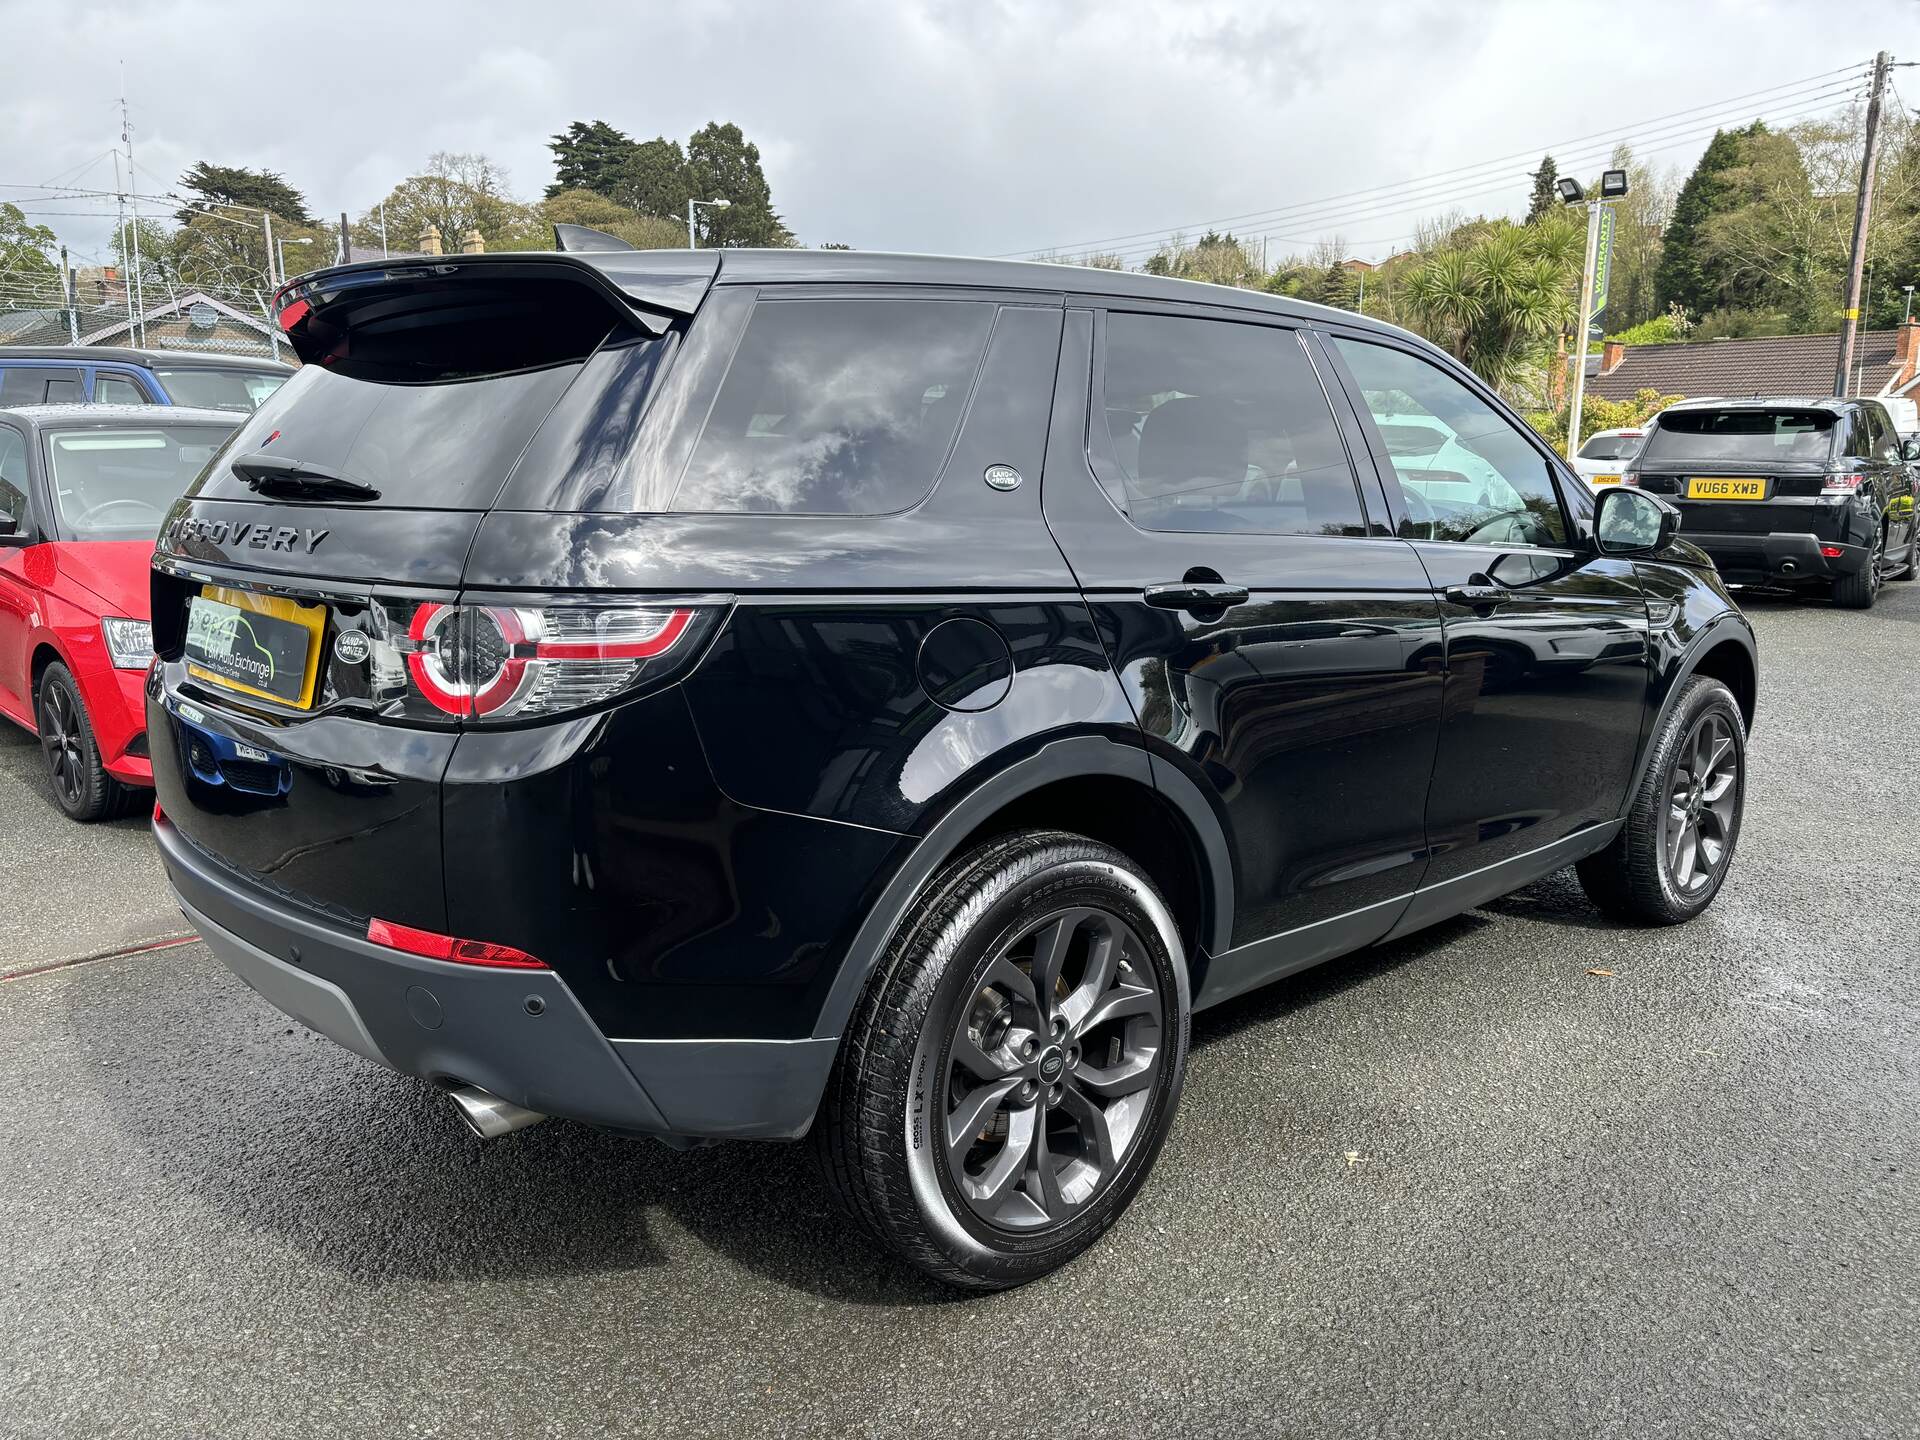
<box><xmin>0</xmin><ymin>404</ymin><xmax>239</xmax><ymax>819</ymax></box>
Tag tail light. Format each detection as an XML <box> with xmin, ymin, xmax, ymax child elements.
<box><xmin>1622</xmin><ymin>472</ymin><xmax>1640</xmax><ymax>487</ymax></box>
<box><xmin>1821</xmin><ymin>473</ymin><xmax>1865</xmax><ymax>493</ymax></box>
<box><xmin>366</xmin><ymin>917</ymin><xmax>547</xmax><ymax>969</ymax></box>
<box><xmin>398</xmin><ymin>601</ymin><xmax>718</xmax><ymax>722</ymax></box>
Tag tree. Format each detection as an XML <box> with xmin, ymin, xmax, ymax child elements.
<box><xmin>0</xmin><ymin>202</ymin><xmax>59</xmax><ymax>285</ymax></box>
<box><xmin>1654</xmin><ymin>123</ymin><xmax>1765</xmax><ymax>317</ymax></box>
<box><xmin>610</xmin><ymin>138</ymin><xmax>693</xmax><ymax>221</ymax></box>
<box><xmin>176</xmin><ymin>161</ymin><xmax>313</xmax><ymax>225</ymax></box>
<box><xmin>1401</xmin><ymin>215</ymin><xmax>1582</xmax><ymax>396</ymax></box>
<box><xmin>1525</xmin><ymin>155</ymin><xmax>1560</xmax><ymax>223</ymax></box>
<box><xmin>1597</xmin><ymin>144</ymin><xmax>1674</xmax><ymax>333</ymax></box>
<box><xmin>492</xmin><ymin>189</ymin><xmax>683</xmax><ymax>252</ymax></box>
<box><xmin>685</xmin><ymin>123</ymin><xmax>793</xmax><ymax>247</ymax></box>
<box><xmin>362</xmin><ymin>152</ymin><xmax>531</xmax><ymax>253</ymax></box>
<box><xmin>546</xmin><ymin>121</ymin><xmax>639</xmax><ymax>199</ymax></box>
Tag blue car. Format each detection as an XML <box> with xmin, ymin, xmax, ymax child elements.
<box><xmin>0</xmin><ymin>347</ymin><xmax>292</xmax><ymax>411</ymax></box>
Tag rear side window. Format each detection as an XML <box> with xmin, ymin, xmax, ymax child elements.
<box><xmin>0</xmin><ymin>367</ymin><xmax>83</xmax><ymax>406</ymax></box>
<box><xmin>1096</xmin><ymin>312</ymin><xmax>1364</xmax><ymax>536</ymax></box>
<box><xmin>1645</xmin><ymin>409</ymin><xmax>1836</xmax><ymax>465</ymax></box>
<box><xmin>94</xmin><ymin>374</ymin><xmax>146</xmax><ymax>405</ymax></box>
<box><xmin>672</xmin><ymin>298</ymin><xmax>995</xmax><ymax>514</ymax></box>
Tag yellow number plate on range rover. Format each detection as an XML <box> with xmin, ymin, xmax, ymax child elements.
<box><xmin>184</xmin><ymin>585</ymin><xmax>327</xmax><ymax>709</ymax></box>
<box><xmin>1686</xmin><ymin>476</ymin><xmax>1767</xmax><ymax>501</ymax></box>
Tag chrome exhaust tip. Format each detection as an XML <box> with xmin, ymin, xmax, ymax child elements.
<box><xmin>446</xmin><ymin>1084</ymin><xmax>548</xmax><ymax>1139</ymax></box>
<box><xmin>1779</xmin><ymin>560</ymin><xmax>1797</xmax><ymax>574</ymax></box>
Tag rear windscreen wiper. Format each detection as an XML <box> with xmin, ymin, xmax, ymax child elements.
<box><xmin>231</xmin><ymin>451</ymin><xmax>381</xmax><ymax>501</ymax></box>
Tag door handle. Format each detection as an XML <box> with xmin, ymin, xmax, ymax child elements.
<box><xmin>1444</xmin><ymin>582</ymin><xmax>1514</xmax><ymax>610</ymax></box>
<box><xmin>1144</xmin><ymin>582</ymin><xmax>1251</xmax><ymax>613</ymax></box>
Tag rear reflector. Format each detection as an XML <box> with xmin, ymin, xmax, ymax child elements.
<box><xmin>366</xmin><ymin>917</ymin><xmax>547</xmax><ymax>969</ymax></box>
<box><xmin>1820</xmin><ymin>545</ymin><xmax>1845</xmax><ymax>559</ymax></box>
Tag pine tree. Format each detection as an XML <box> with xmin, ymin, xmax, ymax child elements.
<box><xmin>1655</xmin><ymin>124</ymin><xmax>1765</xmax><ymax>317</ymax></box>
<box><xmin>1525</xmin><ymin>155</ymin><xmax>1560</xmax><ymax>223</ymax></box>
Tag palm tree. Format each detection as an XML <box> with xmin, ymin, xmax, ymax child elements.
<box><xmin>1402</xmin><ymin>217</ymin><xmax>1582</xmax><ymax>399</ymax></box>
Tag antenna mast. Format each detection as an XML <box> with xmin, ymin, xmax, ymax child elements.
<box><xmin>119</xmin><ymin>68</ymin><xmax>147</xmax><ymax>347</ymax></box>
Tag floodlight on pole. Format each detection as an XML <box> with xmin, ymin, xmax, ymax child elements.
<box><xmin>1562</xmin><ymin>170</ymin><xmax>1629</xmax><ymax>460</ymax></box>
<box><xmin>277</xmin><ymin>237</ymin><xmax>313</xmax><ymax>284</ymax></box>
<box><xmin>687</xmin><ymin>197</ymin><xmax>731</xmax><ymax>249</ymax></box>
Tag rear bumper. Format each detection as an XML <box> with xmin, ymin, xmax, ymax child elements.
<box><xmin>1684</xmin><ymin>530</ymin><xmax>1867</xmax><ymax>584</ymax></box>
<box><xmin>158</xmin><ymin>814</ymin><xmax>835</xmax><ymax>1141</ymax></box>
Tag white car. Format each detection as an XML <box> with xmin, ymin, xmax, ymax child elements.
<box><xmin>1571</xmin><ymin>427</ymin><xmax>1647</xmax><ymax>490</ymax></box>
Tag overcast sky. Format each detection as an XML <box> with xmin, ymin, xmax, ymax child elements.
<box><xmin>0</xmin><ymin>0</ymin><xmax>1903</xmax><ymax>271</ymax></box>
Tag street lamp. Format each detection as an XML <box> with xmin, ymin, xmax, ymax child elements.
<box><xmin>687</xmin><ymin>197</ymin><xmax>731</xmax><ymax>249</ymax></box>
<box><xmin>1904</xmin><ymin>285</ymin><xmax>1915</xmax><ymax>324</ymax></box>
<box><xmin>277</xmin><ymin>237</ymin><xmax>313</xmax><ymax>284</ymax></box>
<box><xmin>1562</xmin><ymin>170</ymin><xmax>1629</xmax><ymax>460</ymax></box>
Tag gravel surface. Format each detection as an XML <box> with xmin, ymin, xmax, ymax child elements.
<box><xmin>1</xmin><ymin>584</ymin><xmax>1914</xmax><ymax>1438</ymax></box>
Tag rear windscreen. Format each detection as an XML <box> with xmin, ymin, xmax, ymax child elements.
<box><xmin>1577</xmin><ymin>433</ymin><xmax>1641</xmax><ymax>462</ymax></box>
<box><xmin>1643</xmin><ymin>409</ymin><xmax>1835</xmax><ymax>465</ymax></box>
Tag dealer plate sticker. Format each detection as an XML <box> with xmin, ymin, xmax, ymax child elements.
<box><xmin>184</xmin><ymin>591</ymin><xmax>321</xmax><ymax>708</ymax></box>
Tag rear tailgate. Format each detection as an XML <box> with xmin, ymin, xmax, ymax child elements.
<box><xmin>1637</xmin><ymin>407</ymin><xmax>1843</xmax><ymax>540</ymax></box>
<box><xmin>149</xmin><ymin>253</ymin><xmax>710</xmax><ymax>930</ymax></box>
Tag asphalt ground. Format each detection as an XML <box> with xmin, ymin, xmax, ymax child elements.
<box><xmin>1</xmin><ymin>583</ymin><xmax>1915</xmax><ymax>1439</ymax></box>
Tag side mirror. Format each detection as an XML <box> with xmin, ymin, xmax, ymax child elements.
<box><xmin>1902</xmin><ymin>436</ymin><xmax>1920</xmax><ymax>462</ymax></box>
<box><xmin>0</xmin><ymin>513</ymin><xmax>23</xmax><ymax>542</ymax></box>
<box><xmin>1595</xmin><ymin>486</ymin><xmax>1678</xmax><ymax>556</ymax></box>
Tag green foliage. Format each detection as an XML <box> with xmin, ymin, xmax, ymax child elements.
<box><xmin>1605</xmin><ymin>305</ymin><xmax>1693</xmax><ymax>346</ymax></box>
<box><xmin>611</xmin><ymin>138</ymin><xmax>693</xmax><ymax>221</ymax></box>
<box><xmin>1655</xmin><ymin>124</ymin><xmax>1766</xmax><ymax>317</ymax></box>
<box><xmin>546</xmin><ymin>121</ymin><xmax>638</xmax><ymax>199</ymax></box>
<box><xmin>1525</xmin><ymin>387</ymin><xmax>1682</xmax><ymax>456</ymax></box>
<box><xmin>1142</xmin><ymin>231</ymin><xmax>1263</xmax><ymax>288</ymax></box>
<box><xmin>0</xmin><ymin>201</ymin><xmax>60</xmax><ymax>282</ymax></box>
<box><xmin>493</xmin><ymin>190</ymin><xmax>684</xmax><ymax>252</ymax></box>
<box><xmin>1525</xmin><ymin>155</ymin><xmax>1559</xmax><ymax>223</ymax></box>
<box><xmin>1688</xmin><ymin>307</ymin><xmax>1800</xmax><ymax>341</ymax></box>
<box><xmin>1399</xmin><ymin>215</ymin><xmax>1581</xmax><ymax>395</ymax></box>
<box><xmin>177</xmin><ymin>161</ymin><xmax>313</xmax><ymax>225</ymax></box>
<box><xmin>686</xmin><ymin>123</ymin><xmax>793</xmax><ymax>247</ymax></box>
<box><xmin>359</xmin><ymin>152</ymin><xmax>531</xmax><ymax>254</ymax></box>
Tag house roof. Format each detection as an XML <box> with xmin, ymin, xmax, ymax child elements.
<box><xmin>78</xmin><ymin>291</ymin><xmax>274</xmax><ymax>347</ymax></box>
<box><xmin>1590</xmin><ymin>329</ymin><xmax>1904</xmax><ymax>402</ymax></box>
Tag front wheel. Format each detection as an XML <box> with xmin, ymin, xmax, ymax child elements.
<box><xmin>1577</xmin><ymin>675</ymin><xmax>1745</xmax><ymax>925</ymax></box>
<box><xmin>813</xmin><ymin>831</ymin><xmax>1190</xmax><ymax>1290</ymax></box>
<box><xmin>35</xmin><ymin>662</ymin><xmax>128</xmax><ymax>823</ymax></box>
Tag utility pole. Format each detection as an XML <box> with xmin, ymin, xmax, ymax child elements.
<box><xmin>60</xmin><ymin>246</ymin><xmax>78</xmax><ymax>343</ymax></box>
<box><xmin>120</xmin><ymin>80</ymin><xmax>146</xmax><ymax>348</ymax></box>
<box><xmin>263</xmin><ymin>211</ymin><xmax>277</xmax><ymax>287</ymax></box>
<box><xmin>112</xmin><ymin>151</ymin><xmax>134</xmax><ymax>343</ymax></box>
<box><xmin>1834</xmin><ymin>50</ymin><xmax>1890</xmax><ymax>396</ymax></box>
<box><xmin>339</xmin><ymin>211</ymin><xmax>350</xmax><ymax>266</ymax></box>
<box><xmin>1567</xmin><ymin>199</ymin><xmax>1603</xmax><ymax>458</ymax></box>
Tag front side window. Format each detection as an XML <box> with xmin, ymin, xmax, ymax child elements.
<box><xmin>672</xmin><ymin>298</ymin><xmax>996</xmax><ymax>514</ymax></box>
<box><xmin>45</xmin><ymin>424</ymin><xmax>235</xmax><ymax>541</ymax></box>
<box><xmin>154</xmin><ymin>367</ymin><xmax>289</xmax><ymax>412</ymax></box>
<box><xmin>0</xmin><ymin>427</ymin><xmax>27</xmax><ymax>528</ymax></box>
<box><xmin>1096</xmin><ymin>312</ymin><xmax>1364</xmax><ymax>536</ymax></box>
<box><xmin>1334</xmin><ymin>338</ymin><xmax>1566</xmax><ymax>548</ymax></box>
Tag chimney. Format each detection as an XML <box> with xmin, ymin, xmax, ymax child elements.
<box><xmin>418</xmin><ymin>222</ymin><xmax>443</xmax><ymax>256</ymax></box>
<box><xmin>1897</xmin><ymin>319</ymin><xmax>1920</xmax><ymax>388</ymax></box>
<box><xmin>1601</xmin><ymin>340</ymin><xmax>1626</xmax><ymax>374</ymax></box>
<box><xmin>460</xmin><ymin>228</ymin><xmax>485</xmax><ymax>255</ymax></box>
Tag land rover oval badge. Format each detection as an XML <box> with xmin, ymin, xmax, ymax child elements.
<box><xmin>334</xmin><ymin>630</ymin><xmax>371</xmax><ymax>665</ymax></box>
<box><xmin>984</xmin><ymin>463</ymin><xmax>1022</xmax><ymax>492</ymax></box>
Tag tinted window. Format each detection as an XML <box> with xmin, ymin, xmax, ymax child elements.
<box><xmin>0</xmin><ymin>426</ymin><xmax>27</xmax><ymax>528</ymax></box>
<box><xmin>1643</xmin><ymin>408</ymin><xmax>1835</xmax><ymax>465</ymax></box>
<box><xmin>1097</xmin><ymin>312</ymin><xmax>1364</xmax><ymax>536</ymax></box>
<box><xmin>194</xmin><ymin>359</ymin><xmax>590</xmax><ymax>512</ymax></box>
<box><xmin>673</xmin><ymin>299</ymin><xmax>994</xmax><ymax>515</ymax></box>
<box><xmin>46</xmin><ymin>423</ymin><xmax>236</xmax><ymax>540</ymax></box>
<box><xmin>94</xmin><ymin>374</ymin><xmax>146</xmax><ymax>405</ymax></box>
<box><xmin>153</xmin><ymin>367</ymin><xmax>289</xmax><ymax>412</ymax></box>
<box><xmin>1335</xmin><ymin>338</ymin><xmax>1566</xmax><ymax>547</ymax></box>
<box><xmin>1578</xmin><ymin>433</ymin><xmax>1642</xmax><ymax>462</ymax></box>
<box><xmin>0</xmin><ymin>367</ymin><xmax>83</xmax><ymax>406</ymax></box>
<box><xmin>1865</xmin><ymin>404</ymin><xmax>1901</xmax><ymax>463</ymax></box>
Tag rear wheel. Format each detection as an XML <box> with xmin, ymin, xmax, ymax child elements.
<box><xmin>1578</xmin><ymin>675</ymin><xmax>1745</xmax><ymax>925</ymax></box>
<box><xmin>1832</xmin><ymin>529</ymin><xmax>1884</xmax><ymax>609</ymax></box>
<box><xmin>35</xmin><ymin>663</ymin><xmax>128</xmax><ymax>822</ymax></box>
<box><xmin>813</xmin><ymin>831</ymin><xmax>1189</xmax><ymax>1290</ymax></box>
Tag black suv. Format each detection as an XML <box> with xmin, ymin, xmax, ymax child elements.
<box><xmin>1629</xmin><ymin>396</ymin><xmax>1920</xmax><ymax>607</ymax></box>
<box><xmin>147</xmin><ymin>243</ymin><xmax>1758</xmax><ymax>1289</ymax></box>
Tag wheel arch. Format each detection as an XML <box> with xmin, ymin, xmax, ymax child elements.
<box><xmin>810</xmin><ymin>735</ymin><xmax>1234</xmax><ymax>1043</ymax></box>
<box><xmin>1622</xmin><ymin>613</ymin><xmax>1758</xmax><ymax>810</ymax></box>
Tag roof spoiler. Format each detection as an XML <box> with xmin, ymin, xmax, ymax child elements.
<box><xmin>552</xmin><ymin>223</ymin><xmax>636</xmax><ymax>254</ymax></box>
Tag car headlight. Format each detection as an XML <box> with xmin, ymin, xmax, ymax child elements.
<box><xmin>101</xmin><ymin>617</ymin><xmax>153</xmax><ymax>670</ymax></box>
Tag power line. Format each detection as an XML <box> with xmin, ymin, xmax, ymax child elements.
<box><xmin>997</xmin><ymin>60</ymin><xmax>1871</xmax><ymax>259</ymax></box>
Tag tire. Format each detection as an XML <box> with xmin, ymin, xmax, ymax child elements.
<box><xmin>813</xmin><ymin>830</ymin><xmax>1190</xmax><ymax>1290</ymax></box>
<box><xmin>34</xmin><ymin>662</ymin><xmax>128</xmax><ymax>823</ymax></box>
<box><xmin>1577</xmin><ymin>675</ymin><xmax>1745</xmax><ymax>925</ymax></box>
<box><xmin>1832</xmin><ymin>529</ymin><xmax>1883</xmax><ymax>609</ymax></box>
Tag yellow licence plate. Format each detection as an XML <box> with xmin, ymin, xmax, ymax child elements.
<box><xmin>1591</xmin><ymin>474</ymin><xmax>1622</xmax><ymax>486</ymax></box>
<box><xmin>185</xmin><ymin>585</ymin><xmax>327</xmax><ymax>710</ymax></box>
<box><xmin>1686</xmin><ymin>476</ymin><xmax>1767</xmax><ymax>500</ymax></box>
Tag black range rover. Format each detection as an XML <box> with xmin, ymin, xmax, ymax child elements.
<box><xmin>148</xmin><ymin>240</ymin><xmax>1757</xmax><ymax>1288</ymax></box>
